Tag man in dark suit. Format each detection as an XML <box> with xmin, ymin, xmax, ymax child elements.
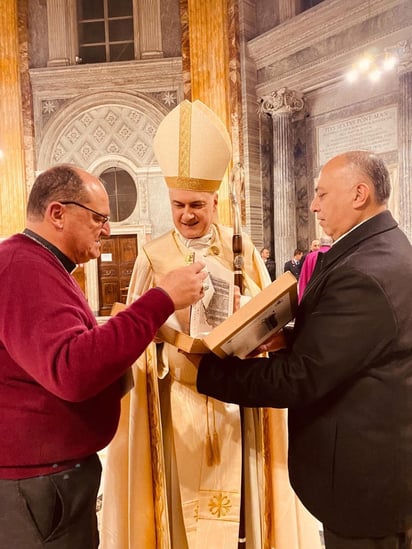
<box><xmin>260</xmin><ymin>247</ymin><xmax>276</xmax><ymax>281</ymax></box>
<box><xmin>283</xmin><ymin>248</ymin><xmax>304</xmax><ymax>280</ymax></box>
<box><xmin>195</xmin><ymin>151</ymin><xmax>412</xmax><ymax>548</ymax></box>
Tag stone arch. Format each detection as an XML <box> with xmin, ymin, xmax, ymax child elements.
<box><xmin>37</xmin><ymin>91</ymin><xmax>169</xmax><ymax>173</ymax></box>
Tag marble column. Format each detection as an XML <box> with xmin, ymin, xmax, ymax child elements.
<box><xmin>398</xmin><ymin>40</ymin><xmax>412</xmax><ymax>242</ymax></box>
<box><xmin>259</xmin><ymin>88</ymin><xmax>304</xmax><ymax>277</ymax></box>
<box><xmin>18</xmin><ymin>0</ymin><xmax>36</xmax><ymax>195</ymax></box>
<box><xmin>0</xmin><ymin>0</ymin><xmax>27</xmax><ymax>236</ymax></box>
<box><xmin>181</xmin><ymin>0</ymin><xmax>236</xmax><ymax>226</ymax></box>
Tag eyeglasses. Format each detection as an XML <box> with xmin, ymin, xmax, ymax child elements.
<box><xmin>60</xmin><ymin>201</ymin><xmax>110</xmax><ymax>226</ymax></box>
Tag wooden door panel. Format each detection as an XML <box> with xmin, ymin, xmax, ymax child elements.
<box><xmin>99</xmin><ymin>264</ymin><xmax>118</xmax><ymax>278</ymax></box>
<box><xmin>100</xmin><ymin>238</ymin><xmax>117</xmax><ymax>254</ymax></box>
<box><xmin>98</xmin><ymin>235</ymin><xmax>137</xmax><ymax>315</ymax></box>
<box><xmin>119</xmin><ymin>265</ymin><xmax>134</xmax><ymax>279</ymax></box>
<box><xmin>118</xmin><ymin>238</ymin><xmax>137</xmax><ymax>262</ymax></box>
<box><xmin>100</xmin><ymin>281</ymin><xmax>119</xmax><ymax>312</ymax></box>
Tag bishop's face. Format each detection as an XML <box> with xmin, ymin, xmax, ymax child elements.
<box><xmin>169</xmin><ymin>188</ymin><xmax>218</xmax><ymax>240</ymax></box>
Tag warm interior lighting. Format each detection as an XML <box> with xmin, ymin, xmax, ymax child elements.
<box><xmin>345</xmin><ymin>48</ymin><xmax>399</xmax><ymax>84</ymax></box>
<box><xmin>382</xmin><ymin>54</ymin><xmax>398</xmax><ymax>71</ymax></box>
<box><xmin>357</xmin><ymin>56</ymin><xmax>372</xmax><ymax>72</ymax></box>
<box><xmin>368</xmin><ymin>68</ymin><xmax>382</xmax><ymax>82</ymax></box>
<box><xmin>0</xmin><ymin>150</ymin><xmax>4</xmax><ymax>160</ymax></box>
<box><xmin>345</xmin><ymin>69</ymin><xmax>359</xmax><ymax>83</ymax></box>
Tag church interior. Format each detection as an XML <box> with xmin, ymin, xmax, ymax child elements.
<box><xmin>1</xmin><ymin>0</ymin><xmax>411</xmax><ymax>545</ymax></box>
<box><xmin>2</xmin><ymin>0</ymin><xmax>411</xmax><ymax>318</ymax></box>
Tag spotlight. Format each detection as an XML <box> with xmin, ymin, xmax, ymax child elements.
<box><xmin>382</xmin><ymin>54</ymin><xmax>397</xmax><ymax>71</ymax></box>
<box><xmin>345</xmin><ymin>48</ymin><xmax>399</xmax><ymax>84</ymax></box>
<box><xmin>368</xmin><ymin>69</ymin><xmax>382</xmax><ymax>82</ymax></box>
<box><xmin>346</xmin><ymin>69</ymin><xmax>359</xmax><ymax>83</ymax></box>
<box><xmin>357</xmin><ymin>56</ymin><xmax>372</xmax><ymax>72</ymax></box>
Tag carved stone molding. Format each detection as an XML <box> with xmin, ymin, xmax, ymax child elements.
<box><xmin>248</xmin><ymin>0</ymin><xmax>412</xmax><ymax>94</ymax></box>
<box><xmin>30</xmin><ymin>57</ymin><xmax>183</xmax><ymax>146</ymax></box>
<box><xmin>30</xmin><ymin>58</ymin><xmax>183</xmax><ymax>96</ymax></box>
<box><xmin>398</xmin><ymin>39</ymin><xmax>412</xmax><ymax>74</ymax></box>
<box><xmin>39</xmin><ymin>90</ymin><xmax>177</xmax><ymax>132</ymax></box>
<box><xmin>259</xmin><ymin>88</ymin><xmax>304</xmax><ymax>117</ymax></box>
<box><xmin>249</xmin><ymin>0</ymin><xmax>403</xmax><ymax>70</ymax></box>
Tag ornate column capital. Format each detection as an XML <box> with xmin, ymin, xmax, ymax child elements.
<box><xmin>258</xmin><ymin>87</ymin><xmax>305</xmax><ymax>117</ymax></box>
<box><xmin>397</xmin><ymin>40</ymin><xmax>412</xmax><ymax>75</ymax></box>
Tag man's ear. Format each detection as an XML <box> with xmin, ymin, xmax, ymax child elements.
<box><xmin>48</xmin><ymin>202</ymin><xmax>65</xmax><ymax>229</ymax></box>
<box><xmin>213</xmin><ymin>192</ymin><xmax>219</xmax><ymax>209</ymax></box>
<box><xmin>353</xmin><ymin>182</ymin><xmax>370</xmax><ymax>208</ymax></box>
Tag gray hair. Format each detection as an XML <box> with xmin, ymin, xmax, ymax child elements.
<box><xmin>343</xmin><ymin>151</ymin><xmax>391</xmax><ymax>205</ymax></box>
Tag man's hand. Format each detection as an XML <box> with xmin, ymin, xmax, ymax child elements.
<box><xmin>158</xmin><ymin>260</ymin><xmax>207</xmax><ymax>310</ymax></box>
<box><xmin>247</xmin><ymin>330</ymin><xmax>287</xmax><ymax>356</ymax></box>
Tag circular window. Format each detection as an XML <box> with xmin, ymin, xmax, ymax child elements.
<box><xmin>99</xmin><ymin>167</ymin><xmax>137</xmax><ymax>222</ymax></box>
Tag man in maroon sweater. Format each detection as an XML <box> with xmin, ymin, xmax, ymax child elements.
<box><xmin>0</xmin><ymin>164</ymin><xmax>206</xmax><ymax>548</ymax></box>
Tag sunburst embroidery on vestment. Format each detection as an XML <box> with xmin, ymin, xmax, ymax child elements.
<box><xmin>208</xmin><ymin>492</ymin><xmax>232</xmax><ymax>518</ymax></box>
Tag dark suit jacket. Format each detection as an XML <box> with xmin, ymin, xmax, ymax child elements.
<box><xmin>283</xmin><ymin>258</ymin><xmax>302</xmax><ymax>279</ymax></box>
<box><xmin>264</xmin><ymin>258</ymin><xmax>276</xmax><ymax>281</ymax></box>
<box><xmin>197</xmin><ymin>211</ymin><xmax>412</xmax><ymax>537</ymax></box>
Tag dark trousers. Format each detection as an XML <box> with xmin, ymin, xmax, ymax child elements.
<box><xmin>0</xmin><ymin>454</ymin><xmax>101</xmax><ymax>549</ymax></box>
<box><xmin>324</xmin><ymin>527</ymin><xmax>412</xmax><ymax>549</ymax></box>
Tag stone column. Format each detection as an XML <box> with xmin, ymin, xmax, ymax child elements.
<box><xmin>259</xmin><ymin>88</ymin><xmax>304</xmax><ymax>277</ymax></box>
<box><xmin>398</xmin><ymin>40</ymin><xmax>412</xmax><ymax>242</ymax></box>
<box><xmin>278</xmin><ymin>0</ymin><xmax>299</xmax><ymax>23</ymax></box>
<box><xmin>0</xmin><ymin>0</ymin><xmax>27</xmax><ymax>236</ymax></box>
<box><xmin>138</xmin><ymin>0</ymin><xmax>163</xmax><ymax>58</ymax></box>
<box><xmin>47</xmin><ymin>0</ymin><xmax>74</xmax><ymax>66</ymax></box>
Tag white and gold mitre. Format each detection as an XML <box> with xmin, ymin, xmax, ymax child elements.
<box><xmin>153</xmin><ymin>99</ymin><xmax>232</xmax><ymax>192</ymax></box>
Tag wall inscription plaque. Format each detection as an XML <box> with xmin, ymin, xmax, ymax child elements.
<box><xmin>316</xmin><ymin>106</ymin><xmax>398</xmax><ymax>167</ymax></box>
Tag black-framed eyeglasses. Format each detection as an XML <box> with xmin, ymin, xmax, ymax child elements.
<box><xmin>59</xmin><ymin>201</ymin><xmax>110</xmax><ymax>226</ymax></box>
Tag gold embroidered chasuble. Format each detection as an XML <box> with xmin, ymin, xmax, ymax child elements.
<box><xmin>100</xmin><ymin>224</ymin><xmax>322</xmax><ymax>549</ymax></box>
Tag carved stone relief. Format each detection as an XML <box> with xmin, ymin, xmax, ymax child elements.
<box><xmin>50</xmin><ymin>104</ymin><xmax>157</xmax><ymax>167</ymax></box>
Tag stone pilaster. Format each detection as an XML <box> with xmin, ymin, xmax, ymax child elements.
<box><xmin>138</xmin><ymin>0</ymin><xmax>163</xmax><ymax>58</ymax></box>
<box><xmin>278</xmin><ymin>0</ymin><xmax>299</xmax><ymax>23</ymax></box>
<box><xmin>259</xmin><ymin>88</ymin><xmax>304</xmax><ymax>277</ymax></box>
<box><xmin>398</xmin><ymin>40</ymin><xmax>412</xmax><ymax>242</ymax></box>
<box><xmin>47</xmin><ymin>0</ymin><xmax>75</xmax><ymax>66</ymax></box>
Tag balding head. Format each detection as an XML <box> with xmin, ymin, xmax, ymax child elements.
<box><xmin>26</xmin><ymin>164</ymin><xmax>110</xmax><ymax>264</ymax></box>
<box><xmin>340</xmin><ymin>151</ymin><xmax>391</xmax><ymax>205</ymax></box>
<box><xmin>311</xmin><ymin>151</ymin><xmax>390</xmax><ymax>240</ymax></box>
<box><xmin>27</xmin><ymin>165</ymin><xmax>91</xmax><ymax>221</ymax></box>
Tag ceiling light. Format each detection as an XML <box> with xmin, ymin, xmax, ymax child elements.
<box><xmin>345</xmin><ymin>48</ymin><xmax>399</xmax><ymax>85</ymax></box>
